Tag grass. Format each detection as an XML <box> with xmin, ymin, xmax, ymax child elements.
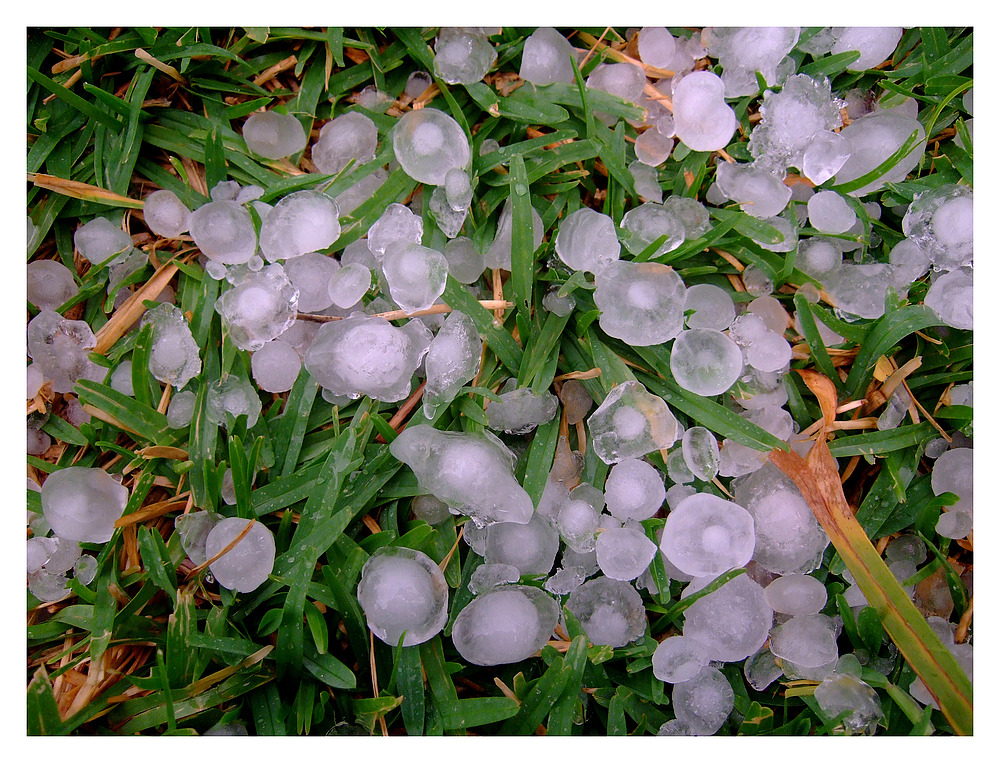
<box><xmin>26</xmin><ymin>26</ymin><xmax>972</xmax><ymax>736</ymax></box>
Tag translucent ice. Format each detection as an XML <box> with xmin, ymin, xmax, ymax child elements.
<box><xmin>931</xmin><ymin>447</ymin><xmax>972</xmax><ymax>514</ymax></box>
<box><xmin>27</xmin><ymin>310</ymin><xmax>103</xmax><ymax>394</ymax></box>
<box><xmin>390</xmin><ymin>424</ymin><xmax>533</xmax><ymax>525</ymax></box>
<box><xmin>831</xmin><ymin>27</ymin><xmax>902</xmax><ymax>71</ymax></box>
<box><xmin>661</xmin><ymin>492</ymin><xmax>755</xmax><ymax>577</ymax></box>
<box><xmin>684</xmin><ymin>284</ymin><xmax>735</xmax><ymax>331</ymax></box>
<box><xmin>190</xmin><ymin>201</ymin><xmax>257</xmax><ymax>265</ymax></box>
<box><xmin>704</xmin><ymin>27</ymin><xmax>799</xmax><ymax>97</ymax></box>
<box><xmin>421</xmin><ymin>310</ymin><xmax>481</xmax><ymax>418</ymax></box>
<box><xmin>586</xmin><ymin>63</ymin><xmax>645</xmax><ymax>126</ymax></box>
<box><xmin>487</xmin><ymin>384</ymin><xmax>559</xmax><ymax>435</ymax></box>
<box><xmin>802</xmin><ymin>131</ymin><xmax>852</xmax><ymax>185</ymax></box>
<box><xmin>74</xmin><ymin>217</ymin><xmax>132</xmax><ymax>265</ymax></box>
<box><xmin>670</xmin><ymin>329</ymin><xmax>744</xmax><ymax>396</ymax></box>
<box><xmin>259</xmin><ymin>191</ymin><xmax>341</xmax><ymax>263</ymax></box>
<box><xmin>485</xmin><ymin>513</ymin><xmax>560</xmax><ymax>576</ymax></box>
<box><xmin>596</xmin><ymin>523</ymin><xmax>658</xmax><ymax>581</ymax></box>
<box><xmin>442</xmin><ymin>237</ymin><xmax>486</xmax><ymax>284</ymax></box>
<box><xmin>832</xmin><ymin>112</ymin><xmax>925</xmax><ymax>196</ymax></box>
<box><xmin>453</xmin><ymin>585</ymin><xmax>560</xmax><ymax>666</ymax></box>
<box><xmin>166</xmin><ymin>389</ymin><xmax>197</xmax><ymax>429</ymax></box>
<box><xmin>433</xmin><ymin>28</ymin><xmax>496</xmax><ymax>85</ymax></box>
<box><xmin>242</xmin><ymin>111</ymin><xmax>307</xmax><ymax>160</ymax></box>
<box><xmin>744</xmin><ymin>647</ymin><xmax>784</xmax><ymax>691</ymax></box>
<box><xmin>620</xmin><ymin>202</ymin><xmax>685</xmax><ymax>257</ymax></box>
<box><xmin>205</xmin><ymin>517</ymin><xmax>275</xmax><ymax>593</ymax></box>
<box><xmin>251</xmin><ymin>338</ymin><xmax>301</xmax><ymax>393</ymax></box>
<box><xmin>367</xmin><ymin>203</ymin><xmax>423</xmax><ymax>260</ymax></box>
<box><xmin>327</xmin><ymin>263</ymin><xmax>372</xmax><ymax>309</ymax></box>
<box><xmin>214</xmin><ymin>264</ymin><xmax>299</xmax><ymax>351</ymax></box>
<box><xmin>27</xmin><ymin>260</ymin><xmax>79</xmax><ymax>310</ymax></box>
<box><xmin>393</xmin><ymin>108</ymin><xmax>470</xmax><ymax>186</ymax></box>
<box><xmin>544</xmin><ymin>566</ymin><xmax>586</xmax><ymax>596</ymax></box>
<box><xmin>282</xmin><ymin>252</ymin><xmax>340</xmax><ymax>313</ymax></box>
<box><xmin>311</xmin><ymin>112</ymin><xmax>378</xmax><ymax>176</ymax></box>
<box><xmin>520</xmin><ymin>27</ymin><xmax>576</xmax><ymax>86</ymax></box>
<box><xmin>672</xmin><ymin>71</ymin><xmax>737</xmax><ymax>152</ymax></box>
<box><xmin>764</xmin><ymin>574</ymin><xmax>828</xmax><ymax>615</ymax></box>
<box><xmin>902</xmin><ymin>185</ymin><xmax>973</xmax><ymax>270</ymax></box>
<box><xmin>808</xmin><ymin>191</ymin><xmax>857</xmax><ymax>234</ymax></box>
<box><xmin>748</xmin><ymin>74</ymin><xmax>843</xmax><ymax>170</ymax></box>
<box><xmin>589</xmin><ymin>382</ymin><xmax>677</xmax><ymax>464</ymax></box>
<box><xmin>594</xmin><ymin>261</ymin><xmax>686</xmax><ymax>346</ymax></box>
<box><xmin>206</xmin><ymin>375</ymin><xmax>261</xmax><ymax>429</ymax></box>
<box><xmin>735</xmin><ymin>463</ymin><xmax>829</xmax><ymax>575</ymax></box>
<box><xmin>604</xmin><ymin>458</ymin><xmax>665</xmax><ymax>522</ymax></box>
<box><xmin>814</xmin><ymin>673</ymin><xmax>882</xmax><ymax>734</ymax></box>
<box><xmin>769</xmin><ymin>613</ymin><xmax>839</xmax><ymax>668</ymax></box>
<box><xmin>672</xmin><ymin>666</ymin><xmax>734</xmax><ymax>735</ymax></box>
<box><xmin>566</xmin><ymin>576</ymin><xmax>646</xmax><ymax>647</ymax></box>
<box><xmin>634</xmin><ymin>130</ymin><xmax>674</xmax><ymax>168</ymax></box>
<box><xmin>682</xmin><ymin>573</ymin><xmax>773</xmax><ymax>662</ymax></box>
<box><xmin>429</xmin><ymin>186</ymin><xmax>468</xmax><ymax>238</ymax></box>
<box><xmin>175</xmin><ymin>511</ymin><xmax>219</xmax><ymax>566</ymax></box>
<box><xmin>554</xmin><ymin>208</ymin><xmax>621</xmax><ymax>274</ymax></box>
<box><xmin>305</xmin><ymin>314</ymin><xmax>431</xmax><ymax>402</ymax></box>
<box><xmin>557</xmin><ymin>484</ymin><xmax>604</xmax><ymax>553</ymax></box>
<box><xmin>141</xmin><ymin>303</ymin><xmax>202</xmax><ymax>388</ymax></box>
<box><xmin>357</xmin><ymin>546</ymin><xmax>448</xmax><ymax>646</ymax></box>
<box><xmin>924</xmin><ymin>268</ymin><xmax>973</xmax><ymax>330</ymax></box>
<box><xmin>558</xmin><ymin>380</ymin><xmax>593</xmax><ymax>426</ymax></box>
<box><xmin>638</xmin><ymin>27</ymin><xmax>677</xmax><ymax>68</ymax></box>
<box><xmin>681</xmin><ymin>427</ymin><xmax>720</xmax><ymax>482</ymax></box>
<box><xmin>715</xmin><ymin>162</ymin><xmax>792</xmax><ymax>219</ymax></box>
<box><xmin>652</xmin><ymin>635</ymin><xmax>710</xmax><ymax>684</ymax></box>
<box><xmin>469</xmin><ymin>563</ymin><xmax>521</xmax><ymax>594</ymax></box>
<box><xmin>41</xmin><ymin>467</ymin><xmax>128</xmax><ymax>543</ymax></box>
<box><xmin>485</xmin><ymin>198</ymin><xmax>544</xmax><ymax>270</ymax></box>
<box><xmin>382</xmin><ymin>242</ymin><xmax>449</xmax><ymax>313</ymax></box>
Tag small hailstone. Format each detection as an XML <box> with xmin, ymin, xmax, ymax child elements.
<box><xmin>741</xmin><ymin>263</ymin><xmax>774</xmax><ymax>297</ymax></box>
<box><xmin>715</xmin><ymin>162</ymin><xmax>792</xmax><ymax>219</ymax></box>
<box><xmin>682</xmin><ymin>427</ymin><xmax>720</xmax><ymax>482</ymax></box>
<box><xmin>637</xmin><ymin>27</ymin><xmax>677</xmax><ymax>68</ymax></box>
<box><xmin>833</xmin><ymin>112</ymin><xmax>925</xmax><ymax>196</ymax></box>
<box><xmin>671</xmin><ymin>666</ymin><xmax>734</xmax><ymax>735</ymax></box>
<box><xmin>411</xmin><ymin>495</ymin><xmax>451</xmax><ymax>525</ymax></box>
<box><xmin>242</xmin><ymin>111</ymin><xmax>307</xmax><ymax>159</ymax></box>
<box><xmin>381</xmin><ymin>242</ymin><xmax>449</xmax><ymax>314</ymax></box>
<box><xmin>442</xmin><ymin>237</ymin><xmax>486</xmax><ymax>284</ymax></box>
<box><xmin>142</xmin><ymin>303</ymin><xmax>202</xmax><ymax>389</ymax></box>
<box><xmin>764</xmin><ymin>574</ymin><xmax>828</xmax><ymax>615</ymax></box>
<box><xmin>629</xmin><ymin>161</ymin><xmax>664</xmax><ymax>203</ymax></box>
<box><xmin>422</xmin><ymin>310</ymin><xmax>482</xmax><ymax>419</ymax></box>
<box><xmin>367</xmin><ymin>203</ymin><xmax>424</xmax><ymax>260</ymax></box>
<box><xmin>41</xmin><ymin>467</ymin><xmax>128</xmax><ymax>543</ymax></box>
<box><xmin>595</xmin><ymin>523</ymin><xmax>658</xmax><ymax>581</ymax></box>
<box><xmin>485</xmin><ymin>514</ymin><xmax>560</xmax><ymax>576</ymax></box>
<box><xmin>594</xmin><ymin>261</ymin><xmax>687</xmax><ymax>346</ymax></box>
<box><xmin>670</xmin><ymin>329</ymin><xmax>744</xmax><ymax>397</ymax></box>
<box><xmin>357</xmin><ymin>546</ymin><xmax>449</xmax><ymax>646</ymax></box>
<box><xmin>393</xmin><ymin>108</ymin><xmax>471</xmax><ymax>186</ymax></box>
<box><xmin>205</xmin><ymin>375</ymin><xmax>262</xmax><ymax>429</ymax></box>
<box><xmin>405</xmin><ymin>71</ymin><xmax>433</xmax><ymax>99</ymax></box>
<box><xmin>554</xmin><ymin>208</ymin><xmax>621</xmax><ymax>274</ymax></box>
<box><xmin>588</xmin><ymin>380</ymin><xmax>679</xmax><ymax>464</ymax></box>
<box><xmin>566</xmin><ymin>576</ymin><xmax>647</xmax><ymax>647</ymax></box>
<box><xmin>557</xmin><ymin>484</ymin><xmax>604</xmax><ymax>553</ymax></box>
<box><xmin>620</xmin><ymin>202</ymin><xmax>685</xmax><ymax>257</ymax></box>
<box><xmin>660</xmin><ymin>492</ymin><xmax>756</xmax><ymax>577</ymax></box>
<box><xmin>205</xmin><ymin>517</ymin><xmax>276</xmax><ymax>594</ymax></box>
<box><xmin>520</xmin><ymin>27</ymin><xmax>576</xmax><ymax>86</ymax></box>
<box><xmin>27</xmin><ymin>260</ymin><xmax>79</xmax><ymax>310</ymax></box>
<box><xmin>210</xmin><ymin>181</ymin><xmax>241</xmax><ymax>201</ymax></box>
<box><xmin>327</xmin><ymin>263</ymin><xmax>372</xmax><ymax>309</ymax></box>
<box><xmin>604</xmin><ymin>458</ymin><xmax>665</xmax><ymax>521</ymax></box>
<box><xmin>166</xmin><ymin>390</ymin><xmax>197</xmax><ymax>429</ymax></box>
<box><xmin>769</xmin><ymin>613</ymin><xmax>840</xmax><ymax>668</ymax></box>
<box><xmin>190</xmin><ymin>201</ymin><xmax>257</xmax><ymax>265</ymax></box>
<box><xmin>251</xmin><ymin>338</ymin><xmax>302</xmax><ymax>393</ymax></box>
<box><xmin>684</xmin><ymin>284</ymin><xmax>736</xmax><ymax>331</ymax></box>
<box><xmin>469</xmin><ymin>563</ymin><xmax>521</xmax><ymax>594</ymax></box>
<box><xmin>283</xmin><ymin>253</ymin><xmax>340</xmax><ymax>313</ymax></box>
<box><xmin>635</xmin><ymin>130</ymin><xmax>674</xmax><ymax>167</ymax></box>
<box><xmin>924</xmin><ymin>268</ymin><xmax>973</xmax><ymax>330</ymax></box>
<box><xmin>831</xmin><ymin>27</ymin><xmax>902</xmax><ymax>72</ymax></box>
<box><xmin>808</xmin><ymin>191</ymin><xmax>857</xmax><ymax>234</ymax></box>
<box><xmin>682</xmin><ymin>574</ymin><xmax>773</xmax><ymax>662</ymax></box>
<box><xmin>452</xmin><ymin>585</ymin><xmax>560</xmax><ymax>666</ymax></box>
<box><xmin>486</xmin><ymin>384</ymin><xmax>559</xmax><ymax>435</ymax></box>
<box><xmin>74</xmin><ymin>217</ymin><xmax>133</xmax><ymax>265</ymax></box>
<box><xmin>311</xmin><ymin>112</ymin><xmax>378</xmax><ymax>176</ymax></box>
<box><xmin>586</xmin><ymin>63</ymin><xmax>646</xmax><ymax>125</ymax></box>
<box><xmin>814</xmin><ymin>673</ymin><xmax>882</xmax><ymax>734</ymax></box>
<box><xmin>259</xmin><ymin>191</ymin><xmax>341</xmax><ymax>263</ymax></box>
<box><xmin>652</xmin><ymin>635</ymin><xmax>710</xmax><ymax>683</ymax></box>
<box><xmin>214</xmin><ymin>264</ymin><xmax>299</xmax><ymax>351</ymax></box>
<box><xmin>433</xmin><ymin>28</ymin><xmax>496</xmax><ymax>85</ymax></box>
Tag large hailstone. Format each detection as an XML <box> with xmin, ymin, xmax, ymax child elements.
<box><xmin>392</xmin><ymin>108</ymin><xmax>470</xmax><ymax>186</ymax></box>
<box><xmin>660</xmin><ymin>492</ymin><xmax>756</xmax><ymax>577</ymax></box>
<box><xmin>304</xmin><ymin>314</ymin><xmax>432</xmax><ymax>403</ymax></box>
<box><xmin>141</xmin><ymin>303</ymin><xmax>202</xmax><ymax>389</ymax></box>
<box><xmin>204</xmin><ymin>517</ymin><xmax>276</xmax><ymax>593</ymax></box>
<box><xmin>594</xmin><ymin>261</ymin><xmax>687</xmax><ymax>346</ymax></box>
<box><xmin>356</xmin><ymin>546</ymin><xmax>449</xmax><ymax>646</ymax></box>
<box><xmin>190</xmin><ymin>200</ymin><xmax>258</xmax><ymax>265</ymax></box>
<box><xmin>452</xmin><ymin>585</ymin><xmax>560</xmax><ymax>666</ymax></box>
<box><xmin>259</xmin><ymin>190</ymin><xmax>341</xmax><ymax>263</ymax></box>
<box><xmin>588</xmin><ymin>381</ymin><xmax>679</xmax><ymax>464</ymax></box>
<box><xmin>41</xmin><ymin>467</ymin><xmax>128</xmax><ymax>543</ymax></box>
<box><xmin>214</xmin><ymin>265</ymin><xmax>299</xmax><ymax>351</ymax></box>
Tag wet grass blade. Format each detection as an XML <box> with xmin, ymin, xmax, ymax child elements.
<box><xmin>508</xmin><ymin>153</ymin><xmax>534</xmax><ymax>326</ymax></box>
<box><xmin>843</xmin><ymin>305</ymin><xmax>941</xmax><ymax>398</ymax></box>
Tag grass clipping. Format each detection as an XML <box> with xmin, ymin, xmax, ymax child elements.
<box><xmin>769</xmin><ymin>370</ymin><xmax>973</xmax><ymax>736</ymax></box>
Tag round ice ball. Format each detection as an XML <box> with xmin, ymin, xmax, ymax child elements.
<box><xmin>392</xmin><ymin>108</ymin><xmax>470</xmax><ymax>186</ymax></box>
<box><xmin>670</xmin><ymin>329</ymin><xmax>744</xmax><ymax>396</ymax></box>
<box><xmin>661</xmin><ymin>492</ymin><xmax>755</xmax><ymax>577</ymax></box>
<box><xmin>357</xmin><ymin>546</ymin><xmax>449</xmax><ymax>647</ymax></box>
<box><xmin>452</xmin><ymin>585</ymin><xmax>559</xmax><ymax>665</ymax></box>
<box><xmin>251</xmin><ymin>338</ymin><xmax>302</xmax><ymax>393</ymax></box>
<box><xmin>143</xmin><ymin>190</ymin><xmax>191</xmax><ymax>238</ymax></box>
<box><xmin>205</xmin><ymin>518</ymin><xmax>276</xmax><ymax>594</ymax></box>
<box><xmin>242</xmin><ymin>111</ymin><xmax>308</xmax><ymax>160</ymax></box>
<box><xmin>41</xmin><ymin>467</ymin><xmax>128</xmax><ymax>544</ymax></box>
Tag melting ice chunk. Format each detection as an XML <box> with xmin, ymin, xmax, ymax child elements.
<box><xmin>682</xmin><ymin>573</ymin><xmax>773</xmax><ymax>662</ymax></box>
<box><xmin>672</xmin><ymin>666</ymin><xmax>734</xmax><ymax>735</ymax></box>
<box><xmin>924</xmin><ymin>268</ymin><xmax>973</xmax><ymax>330</ymax></box>
<box><xmin>141</xmin><ymin>303</ymin><xmax>202</xmax><ymax>389</ymax></box>
<box><xmin>41</xmin><ymin>467</ymin><xmax>128</xmax><ymax>543</ymax></box>
<box><xmin>566</xmin><ymin>576</ymin><xmax>646</xmax><ymax>647</ymax></box>
<box><xmin>367</xmin><ymin>203</ymin><xmax>423</xmax><ymax>260</ymax></box>
<box><xmin>27</xmin><ymin>310</ymin><xmax>103</xmax><ymax>394</ymax></box>
<box><xmin>652</xmin><ymin>635</ymin><xmax>711</xmax><ymax>684</ymax></box>
<box><xmin>715</xmin><ymin>162</ymin><xmax>792</xmax><ymax>219</ymax></box>
<box><xmin>485</xmin><ymin>514</ymin><xmax>560</xmax><ymax>576</ymax></box>
<box><xmin>167</xmin><ymin>389</ymin><xmax>197</xmax><ymax>429</ymax></box>
<box><xmin>557</xmin><ymin>484</ymin><xmax>604</xmax><ymax>553</ymax></box>
<box><xmin>260</xmin><ymin>191</ymin><xmax>341</xmax><ymax>263</ymax></box>
<box><xmin>589</xmin><ymin>381</ymin><xmax>679</xmax><ymax>464</ymax></box>
<box><xmin>357</xmin><ymin>546</ymin><xmax>449</xmax><ymax>646</ymax></box>
<box><xmin>520</xmin><ymin>27</ymin><xmax>576</xmax><ymax>86</ymax></box>
<box><xmin>393</xmin><ymin>108</ymin><xmax>470</xmax><ymax>186</ymax></box>
<box><xmin>442</xmin><ymin>237</ymin><xmax>486</xmax><ymax>284</ymax></box>
<box><xmin>305</xmin><ymin>314</ymin><xmax>431</xmax><ymax>403</ymax></box>
<box><xmin>390</xmin><ymin>424</ymin><xmax>533</xmax><ymax>525</ymax></box>
<box><xmin>684</xmin><ymin>284</ymin><xmax>735</xmax><ymax>331</ymax></box>
<box><xmin>205</xmin><ymin>518</ymin><xmax>275</xmax><ymax>594</ymax></box>
<box><xmin>808</xmin><ymin>190</ymin><xmax>857</xmax><ymax>234</ymax></box>
<box><xmin>661</xmin><ymin>492</ymin><xmax>755</xmax><ymax>577</ymax></box>
<box><xmin>214</xmin><ymin>264</ymin><xmax>299</xmax><ymax>351</ymax></box>
<box><xmin>283</xmin><ymin>252</ymin><xmax>340</xmax><ymax>313</ymax></box>
<box><xmin>422</xmin><ymin>310</ymin><xmax>482</xmax><ymax>419</ymax></box>
<box><xmin>311</xmin><ymin>112</ymin><xmax>378</xmax><ymax>176</ymax></box>
<box><xmin>594</xmin><ymin>261</ymin><xmax>687</xmax><ymax>346</ymax></box>
<box><xmin>769</xmin><ymin>613</ymin><xmax>839</xmax><ymax>668</ymax></box>
<box><xmin>242</xmin><ymin>111</ymin><xmax>307</xmax><ymax>160</ymax></box>
<box><xmin>831</xmin><ymin>27</ymin><xmax>903</xmax><ymax>72</ymax></box>
<box><xmin>452</xmin><ymin>585</ymin><xmax>560</xmax><ymax>665</ymax></box>
<box><xmin>814</xmin><ymin>673</ymin><xmax>883</xmax><ymax>734</ymax></box>
<box><xmin>433</xmin><ymin>28</ymin><xmax>496</xmax><ymax>85</ymax></box>
<box><xmin>620</xmin><ymin>202</ymin><xmax>685</xmax><ymax>257</ymax></box>
<box><xmin>27</xmin><ymin>260</ymin><xmax>79</xmax><ymax>311</ymax></box>
<box><xmin>670</xmin><ymin>328</ymin><xmax>744</xmax><ymax>397</ymax></box>
<box><xmin>74</xmin><ymin>217</ymin><xmax>132</xmax><ymax>265</ymax></box>
<box><xmin>902</xmin><ymin>184</ymin><xmax>973</xmax><ymax>271</ymax></box>
<box><xmin>382</xmin><ymin>242</ymin><xmax>449</xmax><ymax>313</ymax></box>
<box><xmin>487</xmin><ymin>384</ymin><xmax>559</xmax><ymax>435</ymax></box>
<box><xmin>327</xmin><ymin>263</ymin><xmax>372</xmax><ymax>309</ymax></box>
<box><xmin>206</xmin><ymin>375</ymin><xmax>262</xmax><ymax>429</ymax></box>
<box><xmin>596</xmin><ymin>523</ymin><xmax>657</xmax><ymax>581</ymax></box>
<box><xmin>832</xmin><ymin>112</ymin><xmax>925</xmax><ymax>196</ymax></box>
<box><xmin>554</xmin><ymin>208</ymin><xmax>621</xmax><ymax>274</ymax></box>
<box><xmin>190</xmin><ymin>201</ymin><xmax>258</xmax><ymax>265</ymax></box>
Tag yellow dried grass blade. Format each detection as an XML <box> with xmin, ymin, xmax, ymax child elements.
<box><xmin>769</xmin><ymin>440</ymin><xmax>973</xmax><ymax>736</ymax></box>
<box><xmin>28</xmin><ymin>173</ymin><xmax>144</xmax><ymax>208</ymax></box>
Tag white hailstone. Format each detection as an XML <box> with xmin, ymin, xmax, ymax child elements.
<box><xmin>242</xmin><ymin>111</ymin><xmax>307</xmax><ymax>159</ymax></box>
<box><xmin>205</xmin><ymin>518</ymin><xmax>276</xmax><ymax>594</ymax></box>
<box><xmin>652</xmin><ymin>635</ymin><xmax>711</xmax><ymax>684</ymax></box>
<box><xmin>670</xmin><ymin>329</ymin><xmax>744</xmax><ymax>397</ymax></box>
<box><xmin>554</xmin><ymin>208</ymin><xmax>621</xmax><ymax>274</ymax></box>
<box><xmin>452</xmin><ymin>585</ymin><xmax>560</xmax><ymax>665</ymax></box>
<box><xmin>251</xmin><ymin>338</ymin><xmax>302</xmax><ymax>393</ymax></box>
<box><xmin>684</xmin><ymin>284</ymin><xmax>736</xmax><ymax>331</ymax></box>
<box><xmin>808</xmin><ymin>191</ymin><xmax>857</xmax><ymax>234</ymax></box>
<box><xmin>764</xmin><ymin>574</ymin><xmax>828</xmax><ymax>615</ymax></box>
<box><xmin>311</xmin><ymin>112</ymin><xmax>378</xmax><ymax>176</ymax></box>
<box><xmin>393</xmin><ymin>108</ymin><xmax>470</xmax><ymax>186</ymax></box>
<box><xmin>672</xmin><ymin>71</ymin><xmax>737</xmax><ymax>152</ymax></box>
<box><xmin>190</xmin><ymin>201</ymin><xmax>257</xmax><ymax>265</ymax></box>
<box><xmin>27</xmin><ymin>260</ymin><xmax>79</xmax><ymax>310</ymax></box>
<box><xmin>594</xmin><ymin>261</ymin><xmax>687</xmax><ymax>346</ymax></box>
<box><xmin>671</xmin><ymin>666</ymin><xmax>734</xmax><ymax>735</ymax></box>
<box><xmin>588</xmin><ymin>381</ymin><xmax>679</xmax><ymax>464</ymax></box>
<box><xmin>357</xmin><ymin>546</ymin><xmax>449</xmax><ymax>646</ymax></box>
<box><xmin>41</xmin><ymin>467</ymin><xmax>128</xmax><ymax>543</ymax></box>
<box><xmin>74</xmin><ymin>217</ymin><xmax>133</xmax><ymax>265</ymax></box>
<box><xmin>661</xmin><ymin>492</ymin><xmax>756</xmax><ymax>577</ymax></box>
<box><xmin>604</xmin><ymin>458</ymin><xmax>665</xmax><ymax>522</ymax></box>
<box><xmin>520</xmin><ymin>28</ymin><xmax>576</xmax><ymax>86</ymax></box>
<box><xmin>831</xmin><ymin>27</ymin><xmax>903</xmax><ymax>71</ymax></box>
<box><xmin>566</xmin><ymin>576</ymin><xmax>647</xmax><ymax>647</ymax></box>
